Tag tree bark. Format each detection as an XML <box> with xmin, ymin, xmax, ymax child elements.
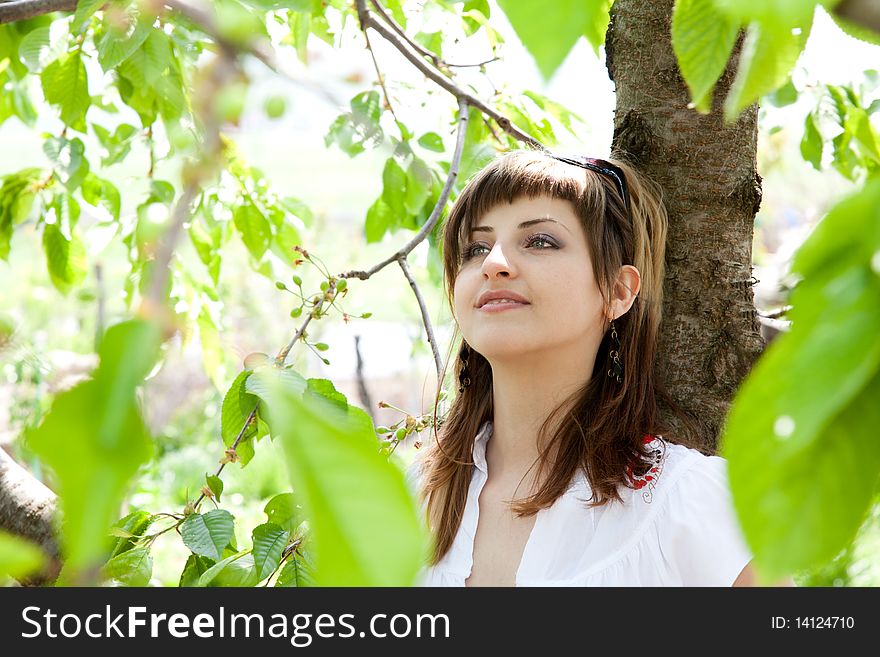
<box><xmin>0</xmin><ymin>448</ymin><xmax>61</xmax><ymax>584</ymax></box>
<box><xmin>606</xmin><ymin>0</ymin><xmax>764</xmax><ymax>449</ymax></box>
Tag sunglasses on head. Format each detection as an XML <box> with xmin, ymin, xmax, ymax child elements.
<box><xmin>545</xmin><ymin>153</ymin><xmax>631</xmax><ymax>214</ymax></box>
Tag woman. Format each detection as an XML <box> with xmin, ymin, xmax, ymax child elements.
<box><xmin>409</xmin><ymin>149</ymin><xmax>781</xmax><ymax>587</ymax></box>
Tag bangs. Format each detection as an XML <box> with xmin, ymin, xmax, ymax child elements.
<box><xmin>454</xmin><ymin>151</ymin><xmax>603</xmax><ymax>244</ymax></box>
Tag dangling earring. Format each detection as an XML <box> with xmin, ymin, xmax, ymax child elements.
<box><xmin>458</xmin><ymin>342</ymin><xmax>472</xmax><ymax>393</ymax></box>
<box><xmin>607</xmin><ymin>317</ymin><xmax>623</xmax><ymax>384</ymax></box>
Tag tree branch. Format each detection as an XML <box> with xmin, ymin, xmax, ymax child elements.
<box><xmin>354</xmin><ymin>0</ymin><xmax>541</xmax><ymax>148</ymax></box>
<box><xmin>833</xmin><ymin>0</ymin><xmax>880</xmax><ymax>33</ymax></box>
<box><xmin>398</xmin><ymin>255</ymin><xmax>443</xmax><ymax>382</ymax></box>
<box><xmin>0</xmin><ymin>449</ymin><xmax>61</xmax><ymax>585</ymax></box>
<box><xmin>0</xmin><ymin>0</ymin><xmax>76</xmax><ymax>25</ymax></box>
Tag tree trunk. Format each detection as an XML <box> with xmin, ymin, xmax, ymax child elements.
<box><xmin>606</xmin><ymin>0</ymin><xmax>765</xmax><ymax>449</ymax></box>
<box><xmin>0</xmin><ymin>448</ymin><xmax>60</xmax><ymax>584</ymax></box>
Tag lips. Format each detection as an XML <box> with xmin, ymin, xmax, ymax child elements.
<box><xmin>477</xmin><ymin>289</ymin><xmax>530</xmax><ymax>308</ymax></box>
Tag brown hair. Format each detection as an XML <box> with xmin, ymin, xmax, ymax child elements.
<box><xmin>419</xmin><ymin>149</ymin><xmax>705</xmax><ymax>565</ymax></box>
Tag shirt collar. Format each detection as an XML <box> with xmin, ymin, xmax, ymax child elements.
<box><xmin>472</xmin><ymin>420</ymin><xmax>492</xmax><ymax>475</ymax></box>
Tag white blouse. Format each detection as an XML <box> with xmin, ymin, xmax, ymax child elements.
<box><xmin>407</xmin><ymin>420</ymin><xmax>753</xmax><ymax>587</ymax></box>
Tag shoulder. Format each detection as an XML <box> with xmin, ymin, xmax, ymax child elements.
<box><xmin>651</xmin><ymin>444</ymin><xmax>753</xmax><ymax>586</ymax></box>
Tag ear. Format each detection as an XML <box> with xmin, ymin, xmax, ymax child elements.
<box><xmin>607</xmin><ymin>265</ymin><xmax>641</xmax><ymax>320</ymax></box>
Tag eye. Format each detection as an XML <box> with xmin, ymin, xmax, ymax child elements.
<box><xmin>460</xmin><ymin>234</ymin><xmax>559</xmax><ymax>261</ymax></box>
<box><xmin>527</xmin><ymin>234</ymin><xmax>557</xmax><ymax>249</ymax></box>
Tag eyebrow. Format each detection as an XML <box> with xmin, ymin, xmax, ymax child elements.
<box><xmin>470</xmin><ymin>218</ymin><xmax>571</xmax><ymax>235</ymax></box>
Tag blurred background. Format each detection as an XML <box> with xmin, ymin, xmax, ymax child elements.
<box><xmin>1</xmin><ymin>4</ymin><xmax>878</xmax><ymax>585</ymax></box>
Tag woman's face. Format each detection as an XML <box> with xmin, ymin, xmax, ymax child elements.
<box><xmin>453</xmin><ymin>195</ymin><xmax>608</xmax><ymax>362</ymax></box>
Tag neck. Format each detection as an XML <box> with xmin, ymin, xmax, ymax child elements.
<box><xmin>486</xmin><ymin>343</ymin><xmax>597</xmax><ymax>488</ymax></box>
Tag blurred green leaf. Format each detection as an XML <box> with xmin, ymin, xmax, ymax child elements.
<box><xmin>43</xmin><ymin>136</ymin><xmax>90</xmax><ymax>191</ymax></box>
<box><xmin>365</xmin><ymin>197</ymin><xmax>392</xmax><ymax>243</ymax></box>
<box><xmin>382</xmin><ymin>157</ymin><xmax>407</xmax><ymax>219</ymax></box>
<box><xmin>721</xmin><ymin>179</ymin><xmax>880</xmax><ymax>582</ymax></box>
<box><xmin>254</xmin><ymin>368</ymin><xmax>428</xmax><ymax>585</ymax></box>
<box><xmin>233</xmin><ymin>202</ymin><xmax>271</xmax><ymax>261</ymax></box>
<box><xmin>324</xmin><ymin>91</ymin><xmax>384</xmax><ymax>157</ymax></box>
<box><xmin>196</xmin><ymin>549</ymin><xmax>256</xmax><ymax>587</ymax></box>
<box><xmin>0</xmin><ymin>531</ymin><xmax>46</xmax><ymax>581</ymax></box>
<box><xmin>41</xmin><ymin>51</ymin><xmax>90</xmax><ymax>132</ymax></box>
<box><xmin>672</xmin><ymin>0</ymin><xmax>740</xmax><ymax>114</ymax></box>
<box><xmin>81</xmin><ymin>172</ymin><xmax>121</xmax><ymax>221</ymax></box>
<box><xmin>27</xmin><ymin>320</ymin><xmax>161</xmax><ymax>577</ymax></box>
<box><xmin>72</xmin><ymin>0</ymin><xmax>106</xmax><ymax>34</ymax></box>
<box><xmin>42</xmin><ymin>223</ymin><xmax>87</xmax><ymax>294</ymax></box>
<box><xmin>497</xmin><ymin>0</ymin><xmax>610</xmax><ymax>79</ymax></box>
<box><xmin>724</xmin><ymin>17</ymin><xmax>812</xmax><ymax>122</ymax></box>
<box><xmin>417</xmin><ymin>132</ymin><xmax>445</xmax><ymax>152</ymax></box>
<box><xmin>263</xmin><ymin>493</ymin><xmax>304</xmax><ymax>533</ymax></box>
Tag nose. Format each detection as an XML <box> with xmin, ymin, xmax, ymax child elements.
<box><xmin>481</xmin><ymin>242</ymin><xmax>515</xmax><ymax>279</ymax></box>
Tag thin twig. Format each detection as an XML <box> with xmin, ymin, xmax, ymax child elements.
<box><xmin>368</xmin><ymin>0</ymin><xmax>441</xmax><ymax>68</ymax></box>
<box><xmin>398</xmin><ymin>255</ymin><xmax>442</xmax><ymax>382</ymax></box>
<box><xmin>363</xmin><ymin>23</ymin><xmax>403</xmax><ymax>133</ymax></box>
<box><xmin>355</xmin><ymin>0</ymin><xmax>541</xmax><ymax>148</ymax></box>
<box><xmin>369</xmin><ymin>0</ymin><xmax>499</xmax><ymax>70</ymax></box>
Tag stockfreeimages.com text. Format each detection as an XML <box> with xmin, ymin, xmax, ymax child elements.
<box><xmin>21</xmin><ymin>606</ymin><xmax>450</xmax><ymax>646</ymax></box>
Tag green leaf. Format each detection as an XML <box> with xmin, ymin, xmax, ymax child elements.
<box><xmin>721</xmin><ymin>179</ymin><xmax>880</xmax><ymax>582</ymax></box>
<box><xmin>233</xmin><ymin>202</ymin><xmax>271</xmax><ymax>261</ymax></box>
<box><xmin>73</xmin><ymin>0</ymin><xmax>106</xmax><ymax>33</ymax></box>
<box><xmin>497</xmin><ymin>0</ymin><xmax>610</xmax><ymax>79</ymax></box>
<box><xmin>92</xmin><ymin>123</ymin><xmax>138</xmax><ymax>167</ymax></box>
<box><xmin>180</xmin><ymin>510</ymin><xmax>236</xmax><ymax>561</ymax></box>
<box><xmin>109</xmin><ymin>510</ymin><xmax>154</xmax><ymax>558</ymax></box>
<box><xmin>713</xmin><ymin>0</ymin><xmax>823</xmax><ymax>32</ymax></box>
<box><xmin>245</xmin><ymin>367</ymin><xmax>306</xmax><ymax>402</ymax></box>
<box><xmin>253</xmin><ymin>369</ymin><xmax>428</xmax><ymax>585</ymax></box>
<box><xmin>252</xmin><ymin>522</ymin><xmax>289</xmax><ymax>581</ymax></box>
<box><xmin>263</xmin><ymin>493</ymin><xmax>304</xmax><ymax>533</ymax></box>
<box><xmin>365</xmin><ymin>197</ymin><xmax>392</xmax><ymax>243</ymax></box>
<box><xmin>179</xmin><ymin>554</ymin><xmax>214</xmax><ymax>587</ymax></box>
<box><xmin>0</xmin><ymin>531</ymin><xmax>46</xmax><ymax>580</ymax></box>
<box><xmin>382</xmin><ymin>156</ymin><xmax>407</xmax><ymax>218</ymax></box>
<box><xmin>41</xmin><ymin>51</ymin><xmax>90</xmax><ymax>132</ymax></box>
<box><xmin>102</xmin><ymin>547</ymin><xmax>152</xmax><ymax>586</ymax></box>
<box><xmin>43</xmin><ymin>136</ymin><xmax>90</xmax><ymax>191</ymax></box>
<box><xmin>97</xmin><ymin>9</ymin><xmax>152</xmax><ymax>71</ymax></box>
<box><xmin>27</xmin><ymin>320</ymin><xmax>161</xmax><ymax>576</ymax></box>
<box><xmin>275</xmin><ymin>551</ymin><xmax>316</xmax><ymax>587</ymax></box>
<box><xmin>324</xmin><ymin>91</ymin><xmax>384</xmax><ymax>157</ymax></box>
<box><xmin>417</xmin><ymin>132</ymin><xmax>444</xmax><ymax>152</ymax></box>
<box><xmin>81</xmin><ymin>172</ymin><xmax>121</xmax><ymax>221</ymax></box>
<box><xmin>0</xmin><ymin>168</ymin><xmax>42</xmax><ymax>260</ymax></box>
<box><xmin>404</xmin><ymin>157</ymin><xmax>432</xmax><ymax>217</ymax></box>
<box><xmin>206</xmin><ymin>474</ymin><xmax>224</xmax><ymax>502</ymax></box>
<box><xmin>723</xmin><ymin>18</ymin><xmax>812</xmax><ymax>122</ymax></box>
<box><xmin>19</xmin><ymin>25</ymin><xmax>66</xmax><ymax>73</ymax></box>
<box><xmin>765</xmin><ymin>77</ymin><xmax>799</xmax><ymax>107</ymax></box>
<box><xmin>195</xmin><ymin>548</ymin><xmax>256</xmax><ymax>587</ymax></box>
<box><xmin>800</xmin><ymin>112</ymin><xmax>823</xmax><ymax>169</ymax></box>
<box><xmin>42</xmin><ymin>223</ymin><xmax>87</xmax><ymax>294</ymax></box>
<box><xmin>671</xmin><ymin>0</ymin><xmax>740</xmax><ymax>114</ymax></box>
<box><xmin>221</xmin><ymin>370</ymin><xmax>259</xmax><ymax>466</ymax></box>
